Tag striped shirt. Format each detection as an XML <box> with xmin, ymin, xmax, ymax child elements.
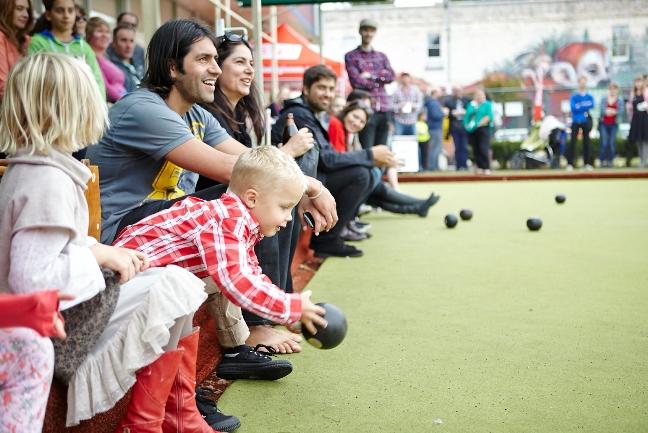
<box><xmin>114</xmin><ymin>192</ymin><xmax>302</xmax><ymax>324</ymax></box>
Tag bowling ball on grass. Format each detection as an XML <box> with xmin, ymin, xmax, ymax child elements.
<box><xmin>526</xmin><ymin>217</ymin><xmax>543</xmax><ymax>231</ymax></box>
<box><xmin>459</xmin><ymin>209</ymin><xmax>473</xmax><ymax>220</ymax></box>
<box><xmin>444</xmin><ymin>214</ymin><xmax>458</xmax><ymax>228</ymax></box>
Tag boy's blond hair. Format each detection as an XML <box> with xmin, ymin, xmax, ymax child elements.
<box><xmin>229</xmin><ymin>145</ymin><xmax>307</xmax><ymax>195</ymax></box>
<box><xmin>0</xmin><ymin>52</ymin><xmax>108</xmax><ymax>156</ymax></box>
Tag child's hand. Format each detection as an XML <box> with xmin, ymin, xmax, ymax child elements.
<box><xmin>90</xmin><ymin>244</ymin><xmax>150</xmax><ymax>283</ymax></box>
<box><xmin>52</xmin><ymin>311</ymin><xmax>66</xmax><ymax>339</ymax></box>
<box><xmin>300</xmin><ymin>290</ymin><xmax>327</xmax><ymax>335</ymax></box>
<box><xmin>52</xmin><ymin>292</ymin><xmax>74</xmax><ymax>339</ymax></box>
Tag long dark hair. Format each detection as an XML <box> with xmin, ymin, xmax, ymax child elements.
<box><xmin>203</xmin><ymin>35</ymin><xmax>264</xmax><ymax>144</ymax></box>
<box><xmin>30</xmin><ymin>0</ymin><xmax>56</xmax><ymax>35</ymax></box>
<box><xmin>338</xmin><ymin>100</ymin><xmax>372</xmax><ymax>133</ymax></box>
<box><xmin>0</xmin><ymin>0</ymin><xmax>33</xmax><ymax>54</ymax></box>
<box><xmin>141</xmin><ymin>19</ymin><xmax>218</xmax><ymax>99</ymax></box>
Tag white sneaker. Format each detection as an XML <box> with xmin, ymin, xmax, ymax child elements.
<box><xmin>584</xmin><ymin>164</ymin><xmax>593</xmax><ymax>171</ymax></box>
<box><xmin>358</xmin><ymin>204</ymin><xmax>373</xmax><ymax>216</ymax></box>
<box><xmin>566</xmin><ymin>164</ymin><xmax>574</xmax><ymax>171</ymax></box>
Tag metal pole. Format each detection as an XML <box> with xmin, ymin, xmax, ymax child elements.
<box><xmin>214</xmin><ymin>0</ymin><xmax>223</xmax><ymax>35</ymax></box>
<box><xmin>317</xmin><ymin>4</ymin><xmax>323</xmax><ymax>64</ymax></box>
<box><xmin>270</xmin><ymin>6</ymin><xmax>279</xmax><ymax>103</ymax></box>
<box><xmin>141</xmin><ymin>0</ymin><xmax>160</xmax><ymax>44</ymax></box>
<box><xmin>225</xmin><ymin>0</ymin><xmax>232</xmax><ymax>28</ymax></box>
<box><xmin>252</xmin><ymin>0</ymin><xmax>264</xmax><ymax>97</ymax></box>
<box><xmin>444</xmin><ymin>0</ymin><xmax>451</xmax><ymax>84</ymax></box>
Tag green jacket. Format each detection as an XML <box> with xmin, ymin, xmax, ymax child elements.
<box><xmin>29</xmin><ymin>31</ymin><xmax>105</xmax><ymax>98</ymax></box>
<box><xmin>464</xmin><ymin>99</ymin><xmax>493</xmax><ymax>133</ymax></box>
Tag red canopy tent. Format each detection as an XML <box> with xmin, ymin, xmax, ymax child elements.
<box><xmin>261</xmin><ymin>23</ymin><xmax>344</xmax><ymax>82</ymax></box>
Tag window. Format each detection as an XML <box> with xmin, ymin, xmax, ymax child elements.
<box><xmin>427</xmin><ymin>32</ymin><xmax>441</xmax><ymax>58</ymax></box>
<box><xmin>611</xmin><ymin>25</ymin><xmax>630</xmax><ymax>60</ymax></box>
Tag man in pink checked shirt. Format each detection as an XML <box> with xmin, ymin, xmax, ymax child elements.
<box><xmin>114</xmin><ymin>146</ymin><xmax>327</xmax><ymax>382</ymax></box>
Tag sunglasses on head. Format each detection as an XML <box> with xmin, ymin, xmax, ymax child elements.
<box><xmin>76</xmin><ymin>15</ymin><xmax>87</xmax><ymax>22</ymax></box>
<box><xmin>218</xmin><ymin>32</ymin><xmax>244</xmax><ymax>44</ymax></box>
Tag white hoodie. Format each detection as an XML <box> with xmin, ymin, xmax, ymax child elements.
<box><xmin>0</xmin><ymin>149</ymin><xmax>105</xmax><ymax>309</ymax></box>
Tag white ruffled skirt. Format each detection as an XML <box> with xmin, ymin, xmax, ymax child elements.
<box><xmin>65</xmin><ymin>265</ymin><xmax>207</xmax><ymax>426</ymax></box>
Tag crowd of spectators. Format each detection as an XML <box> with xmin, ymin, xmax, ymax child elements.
<box><xmin>1</xmin><ymin>3</ymin><xmax>647</xmax><ymax>433</ymax></box>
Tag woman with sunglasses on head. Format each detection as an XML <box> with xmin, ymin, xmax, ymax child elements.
<box><xmin>0</xmin><ymin>0</ymin><xmax>32</xmax><ymax>100</ymax></box>
<box><xmin>198</xmin><ymin>33</ymin><xmax>316</xmax><ymax>355</ymax></box>
<box><xmin>328</xmin><ymin>100</ymin><xmax>440</xmax><ymax>233</ymax></box>
<box><xmin>29</xmin><ymin>0</ymin><xmax>105</xmax><ymax>97</ymax></box>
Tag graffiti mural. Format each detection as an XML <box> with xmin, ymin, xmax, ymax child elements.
<box><xmin>496</xmin><ymin>32</ymin><xmax>647</xmax><ymax>90</ymax></box>
<box><xmin>488</xmin><ymin>31</ymin><xmax>647</xmax><ymax>125</ymax></box>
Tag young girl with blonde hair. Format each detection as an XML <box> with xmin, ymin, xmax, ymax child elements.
<box><xmin>0</xmin><ymin>52</ymin><xmax>213</xmax><ymax>432</ymax></box>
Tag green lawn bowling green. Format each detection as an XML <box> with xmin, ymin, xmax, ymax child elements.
<box><xmin>219</xmin><ymin>179</ymin><xmax>648</xmax><ymax>433</ymax></box>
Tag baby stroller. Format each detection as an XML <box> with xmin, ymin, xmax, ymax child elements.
<box><xmin>507</xmin><ymin>115</ymin><xmax>566</xmax><ymax>169</ymax></box>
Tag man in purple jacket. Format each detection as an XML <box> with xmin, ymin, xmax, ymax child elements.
<box><xmin>345</xmin><ymin>18</ymin><xmax>395</xmax><ymax>150</ymax></box>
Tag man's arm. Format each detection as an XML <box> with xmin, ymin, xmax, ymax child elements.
<box><xmin>426</xmin><ymin>99</ymin><xmax>444</xmax><ymax>123</ymax></box>
<box><xmin>569</xmin><ymin>94</ymin><xmax>579</xmax><ymax>114</ymax></box>
<box><xmin>290</xmin><ymin>107</ymin><xmax>374</xmax><ymax>171</ymax></box>
<box><xmin>165</xmin><ymin>137</ymin><xmax>246</xmax><ymax>183</ymax></box>
<box><xmin>345</xmin><ymin>51</ymin><xmax>375</xmax><ymax>90</ymax></box>
<box><xmin>376</xmin><ymin>53</ymin><xmax>395</xmax><ymax>84</ymax></box>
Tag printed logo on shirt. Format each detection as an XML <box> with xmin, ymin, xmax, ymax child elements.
<box><xmin>147</xmin><ymin>161</ymin><xmax>186</xmax><ymax>200</ymax></box>
<box><xmin>146</xmin><ymin>119</ymin><xmax>207</xmax><ymax>200</ymax></box>
<box><xmin>189</xmin><ymin>121</ymin><xmax>206</xmax><ymax>141</ymax></box>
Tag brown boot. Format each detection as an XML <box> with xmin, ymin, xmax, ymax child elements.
<box><xmin>162</xmin><ymin>328</ymin><xmax>220</xmax><ymax>433</ymax></box>
<box><xmin>114</xmin><ymin>349</ymin><xmax>184</xmax><ymax>433</ymax></box>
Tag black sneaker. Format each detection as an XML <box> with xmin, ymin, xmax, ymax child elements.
<box><xmin>313</xmin><ymin>242</ymin><xmax>363</xmax><ymax>258</ymax></box>
<box><xmin>216</xmin><ymin>344</ymin><xmax>292</xmax><ymax>380</ymax></box>
<box><xmin>195</xmin><ymin>387</ymin><xmax>241</xmax><ymax>432</ymax></box>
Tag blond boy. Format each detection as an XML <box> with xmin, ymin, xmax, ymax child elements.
<box><xmin>114</xmin><ymin>145</ymin><xmax>327</xmax><ymax>380</ymax></box>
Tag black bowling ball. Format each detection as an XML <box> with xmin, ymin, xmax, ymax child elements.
<box><xmin>526</xmin><ymin>217</ymin><xmax>543</xmax><ymax>231</ymax></box>
<box><xmin>555</xmin><ymin>194</ymin><xmax>566</xmax><ymax>204</ymax></box>
<box><xmin>444</xmin><ymin>213</ymin><xmax>458</xmax><ymax>228</ymax></box>
<box><xmin>302</xmin><ymin>303</ymin><xmax>347</xmax><ymax>350</ymax></box>
<box><xmin>459</xmin><ymin>209</ymin><xmax>473</xmax><ymax>221</ymax></box>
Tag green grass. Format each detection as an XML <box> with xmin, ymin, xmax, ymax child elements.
<box><xmin>220</xmin><ymin>179</ymin><xmax>648</xmax><ymax>433</ymax></box>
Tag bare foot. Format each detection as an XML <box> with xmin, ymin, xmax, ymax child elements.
<box><xmin>246</xmin><ymin>325</ymin><xmax>302</xmax><ymax>354</ymax></box>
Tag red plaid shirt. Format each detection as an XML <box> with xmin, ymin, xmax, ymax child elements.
<box><xmin>113</xmin><ymin>192</ymin><xmax>302</xmax><ymax>324</ymax></box>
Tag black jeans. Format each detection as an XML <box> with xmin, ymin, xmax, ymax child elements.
<box><xmin>567</xmin><ymin>121</ymin><xmax>592</xmax><ymax>166</ymax></box>
<box><xmin>359</xmin><ymin>111</ymin><xmax>393</xmax><ymax>149</ymax></box>
<box><xmin>468</xmin><ymin>126</ymin><xmax>490</xmax><ymax>169</ymax></box>
<box><xmin>113</xmin><ymin>184</ymin><xmax>229</xmax><ymax>243</ymax></box>
<box><xmin>311</xmin><ymin>166</ymin><xmax>372</xmax><ymax>250</ymax></box>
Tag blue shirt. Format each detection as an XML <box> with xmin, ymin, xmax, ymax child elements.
<box><xmin>424</xmin><ymin>97</ymin><xmax>444</xmax><ymax>131</ymax></box>
<box><xmin>570</xmin><ymin>92</ymin><xmax>595</xmax><ymax>124</ymax></box>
